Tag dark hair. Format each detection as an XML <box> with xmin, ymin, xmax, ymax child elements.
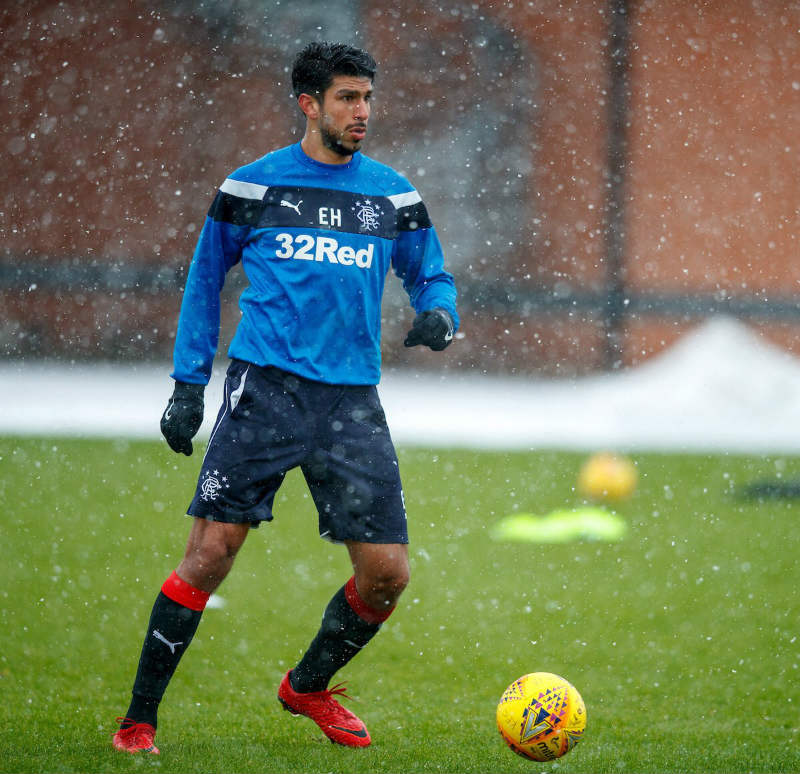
<box><xmin>291</xmin><ymin>42</ymin><xmax>376</xmax><ymax>98</ymax></box>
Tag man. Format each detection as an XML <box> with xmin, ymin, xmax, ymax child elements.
<box><xmin>112</xmin><ymin>42</ymin><xmax>458</xmax><ymax>754</ymax></box>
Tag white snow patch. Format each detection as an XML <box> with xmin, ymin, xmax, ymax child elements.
<box><xmin>2</xmin><ymin>317</ymin><xmax>800</xmax><ymax>452</ymax></box>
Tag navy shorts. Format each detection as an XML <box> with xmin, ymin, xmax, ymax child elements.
<box><xmin>187</xmin><ymin>360</ymin><xmax>408</xmax><ymax>544</ymax></box>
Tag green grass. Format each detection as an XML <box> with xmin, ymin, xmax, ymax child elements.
<box><xmin>1</xmin><ymin>437</ymin><xmax>799</xmax><ymax>773</ymax></box>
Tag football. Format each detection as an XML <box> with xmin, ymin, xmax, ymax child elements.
<box><xmin>496</xmin><ymin>672</ymin><xmax>586</xmax><ymax>761</ymax></box>
<box><xmin>577</xmin><ymin>451</ymin><xmax>638</xmax><ymax>501</ymax></box>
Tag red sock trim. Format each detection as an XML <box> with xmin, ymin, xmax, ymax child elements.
<box><xmin>344</xmin><ymin>576</ymin><xmax>395</xmax><ymax>624</ymax></box>
<box><xmin>161</xmin><ymin>570</ymin><xmax>210</xmax><ymax>611</ymax></box>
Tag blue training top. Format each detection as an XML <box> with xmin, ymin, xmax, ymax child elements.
<box><xmin>171</xmin><ymin>142</ymin><xmax>459</xmax><ymax>386</ymax></box>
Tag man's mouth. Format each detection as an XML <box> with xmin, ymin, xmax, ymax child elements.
<box><xmin>348</xmin><ymin>125</ymin><xmax>367</xmax><ymax>140</ymax></box>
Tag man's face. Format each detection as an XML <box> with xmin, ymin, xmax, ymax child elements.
<box><xmin>316</xmin><ymin>75</ymin><xmax>373</xmax><ymax>157</ymax></box>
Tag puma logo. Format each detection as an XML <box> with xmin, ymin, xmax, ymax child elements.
<box><xmin>280</xmin><ymin>199</ymin><xmax>302</xmax><ymax>215</ymax></box>
<box><xmin>153</xmin><ymin>629</ymin><xmax>183</xmax><ymax>654</ymax></box>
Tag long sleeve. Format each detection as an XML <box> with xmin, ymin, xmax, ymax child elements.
<box><xmin>391</xmin><ymin>205</ymin><xmax>459</xmax><ymax>331</ymax></box>
<box><xmin>170</xmin><ymin>204</ymin><xmax>247</xmax><ymax>384</ymax></box>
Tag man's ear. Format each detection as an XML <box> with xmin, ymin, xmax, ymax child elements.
<box><xmin>298</xmin><ymin>92</ymin><xmax>320</xmax><ymax>120</ymax></box>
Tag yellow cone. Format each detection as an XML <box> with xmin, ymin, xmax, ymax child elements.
<box><xmin>490</xmin><ymin>507</ymin><xmax>627</xmax><ymax>543</ymax></box>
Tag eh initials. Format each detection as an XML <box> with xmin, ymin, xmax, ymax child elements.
<box><xmin>318</xmin><ymin>207</ymin><xmax>342</xmax><ymax>227</ymax></box>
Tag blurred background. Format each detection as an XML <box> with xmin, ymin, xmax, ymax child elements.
<box><xmin>2</xmin><ymin>0</ymin><xmax>798</xmax><ymax>378</ymax></box>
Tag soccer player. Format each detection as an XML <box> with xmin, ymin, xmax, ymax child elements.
<box><xmin>112</xmin><ymin>42</ymin><xmax>458</xmax><ymax>754</ymax></box>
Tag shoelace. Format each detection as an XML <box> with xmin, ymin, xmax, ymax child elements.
<box><xmin>326</xmin><ymin>682</ymin><xmax>352</xmax><ymax>701</ymax></box>
<box><xmin>114</xmin><ymin>716</ymin><xmax>136</xmax><ymax>731</ymax></box>
<box><xmin>307</xmin><ymin>683</ymin><xmax>359</xmax><ymax>723</ymax></box>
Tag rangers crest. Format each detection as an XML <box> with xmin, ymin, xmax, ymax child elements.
<box><xmin>200</xmin><ymin>469</ymin><xmax>229</xmax><ymax>501</ymax></box>
<box><xmin>352</xmin><ymin>199</ymin><xmax>383</xmax><ymax>232</ymax></box>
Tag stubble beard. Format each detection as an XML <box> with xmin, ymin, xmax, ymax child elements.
<box><xmin>320</xmin><ymin>121</ymin><xmax>361</xmax><ymax>158</ymax></box>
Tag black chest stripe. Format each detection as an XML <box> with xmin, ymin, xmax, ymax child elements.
<box><xmin>208</xmin><ymin>185</ymin><xmax>431</xmax><ymax>236</ymax></box>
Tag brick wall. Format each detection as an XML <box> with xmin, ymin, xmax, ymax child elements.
<box><xmin>2</xmin><ymin>0</ymin><xmax>798</xmax><ymax>373</ymax></box>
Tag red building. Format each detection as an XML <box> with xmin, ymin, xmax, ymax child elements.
<box><xmin>2</xmin><ymin>1</ymin><xmax>798</xmax><ymax>374</ymax></box>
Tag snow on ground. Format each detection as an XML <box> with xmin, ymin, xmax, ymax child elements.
<box><xmin>3</xmin><ymin>316</ymin><xmax>800</xmax><ymax>453</ymax></box>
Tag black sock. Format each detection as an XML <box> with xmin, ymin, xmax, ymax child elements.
<box><xmin>123</xmin><ymin>591</ymin><xmax>203</xmax><ymax>727</ymax></box>
<box><xmin>290</xmin><ymin>584</ymin><xmax>382</xmax><ymax>693</ymax></box>
<box><xmin>121</xmin><ymin>695</ymin><xmax>159</xmax><ymax>729</ymax></box>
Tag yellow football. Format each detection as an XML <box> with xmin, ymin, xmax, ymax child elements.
<box><xmin>578</xmin><ymin>452</ymin><xmax>638</xmax><ymax>501</ymax></box>
<box><xmin>496</xmin><ymin>672</ymin><xmax>586</xmax><ymax>762</ymax></box>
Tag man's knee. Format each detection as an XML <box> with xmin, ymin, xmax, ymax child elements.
<box><xmin>193</xmin><ymin>538</ymin><xmax>238</xmax><ymax>569</ymax></box>
<box><xmin>346</xmin><ymin>541</ymin><xmax>409</xmax><ymax>610</ymax></box>
<box><xmin>358</xmin><ymin>556</ymin><xmax>410</xmax><ymax>609</ymax></box>
<box><xmin>368</xmin><ymin>568</ymin><xmax>408</xmax><ymax>597</ymax></box>
<box><xmin>381</xmin><ymin>561</ymin><xmax>410</xmax><ymax>595</ymax></box>
<box><xmin>179</xmin><ymin>520</ymin><xmax>249</xmax><ymax>591</ymax></box>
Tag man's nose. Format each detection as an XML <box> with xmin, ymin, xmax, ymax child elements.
<box><xmin>354</xmin><ymin>100</ymin><xmax>369</xmax><ymax>120</ymax></box>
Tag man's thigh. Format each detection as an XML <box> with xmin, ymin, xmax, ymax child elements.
<box><xmin>187</xmin><ymin>361</ymin><xmax>309</xmax><ymax>525</ymax></box>
<box><xmin>303</xmin><ymin>385</ymin><xmax>408</xmax><ymax>544</ymax></box>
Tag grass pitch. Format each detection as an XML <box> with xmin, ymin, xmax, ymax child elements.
<box><xmin>1</xmin><ymin>436</ymin><xmax>799</xmax><ymax>773</ymax></box>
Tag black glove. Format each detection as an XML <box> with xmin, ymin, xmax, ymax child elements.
<box><xmin>160</xmin><ymin>381</ymin><xmax>205</xmax><ymax>456</ymax></box>
<box><xmin>404</xmin><ymin>308</ymin><xmax>455</xmax><ymax>351</ymax></box>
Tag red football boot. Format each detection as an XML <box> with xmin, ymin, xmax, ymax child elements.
<box><xmin>112</xmin><ymin>717</ymin><xmax>160</xmax><ymax>754</ymax></box>
<box><xmin>278</xmin><ymin>671</ymin><xmax>371</xmax><ymax>747</ymax></box>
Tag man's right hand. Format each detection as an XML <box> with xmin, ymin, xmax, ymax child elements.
<box><xmin>160</xmin><ymin>382</ymin><xmax>205</xmax><ymax>456</ymax></box>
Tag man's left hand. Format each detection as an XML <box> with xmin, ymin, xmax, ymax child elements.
<box><xmin>403</xmin><ymin>308</ymin><xmax>455</xmax><ymax>351</ymax></box>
